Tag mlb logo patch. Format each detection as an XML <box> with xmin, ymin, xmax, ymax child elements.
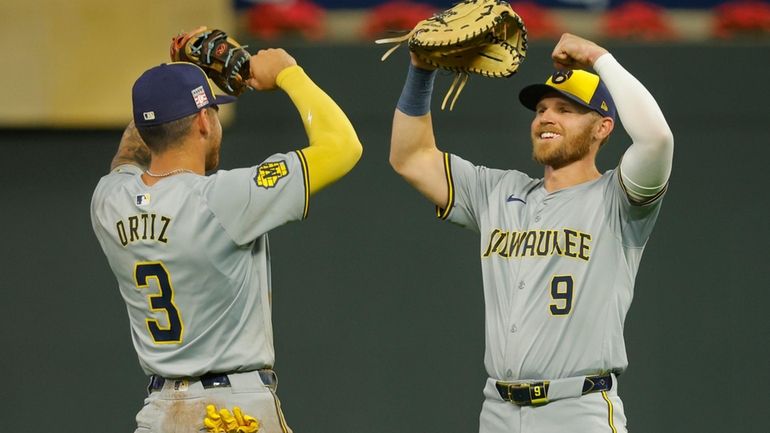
<box><xmin>136</xmin><ymin>193</ymin><xmax>151</xmax><ymax>206</ymax></box>
<box><xmin>192</xmin><ymin>86</ymin><xmax>209</xmax><ymax>109</ymax></box>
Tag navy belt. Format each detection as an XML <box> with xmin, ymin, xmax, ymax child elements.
<box><xmin>495</xmin><ymin>374</ymin><xmax>612</xmax><ymax>406</ymax></box>
<box><xmin>148</xmin><ymin>369</ymin><xmax>277</xmax><ymax>393</ymax></box>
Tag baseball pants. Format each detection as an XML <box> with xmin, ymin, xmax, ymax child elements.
<box><xmin>479</xmin><ymin>374</ymin><xmax>628</xmax><ymax>433</ymax></box>
<box><xmin>134</xmin><ymin>370</ymin><xmax>292</xmax><ymax>433</ymax></box>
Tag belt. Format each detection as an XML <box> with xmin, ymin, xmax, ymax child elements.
<box><xmin>495</xmin><ymin>374</ymin><xmax>612</xmax><ymax>406</ymax></box>
<box><xmin>148</xmin><ymin>369</ymin><xmax>277</xmax><ymax>393</ymax></box>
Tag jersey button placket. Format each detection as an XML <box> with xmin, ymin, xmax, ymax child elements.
<box><xmin>534</xmin><ymin>201</ymin><xmax>546</xmax><ymax>222</ymax></box>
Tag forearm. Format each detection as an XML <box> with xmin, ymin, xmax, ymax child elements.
<box><xmin>389</xmin><ymin>64</ymin><xmax>447</xmax><ymax>207</ymax></box>
<box><xmin>390</xmin><ymin>110</ymin><xmax>437</xmax><ymax>172</ymax></box>
<box><xmin>277</xmin><ymin>66</ymin><xmax>362</xmax><ymax>194</ymax></box>
<box><xmin>390</xmin><ymin>63</ymin><xmax>439</xmax><ymax>171</ymax></box>
<box><xmin>110</xmin><ymin>121</ymin><xmax>151</xmax><ymax>171</ymax></box>
<box><xmin>594</xmin><ymin>54</ymin><xmax>674</xmax><ymax>199</ymax></box>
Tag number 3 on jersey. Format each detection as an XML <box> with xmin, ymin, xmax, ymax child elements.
<box><xmin>134</xmin><ymin>262</ymin><xmax>184</xmax><ymax>344</ymax></box>
<box><xmin>549</xmin><ymin>275</ymin><xmax>573</xmax><ymax>316</ymax></box>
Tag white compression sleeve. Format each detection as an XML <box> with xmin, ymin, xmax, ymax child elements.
<box><xmin>594</xmin><ymin>54</ymin><xmax>674</xmax><ymax>203</ymax></box>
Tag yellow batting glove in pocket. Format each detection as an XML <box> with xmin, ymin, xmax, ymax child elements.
<box><xmin>204</xmin><ymin>405</ymin><xmax>226</xmax><ymax>432</ymax></box>
<box><xmin>204</xmin><ymin>404</ymin><xmax>260</xmax><ymax>433</ymax></box>
<box><xmin>233</xmin><ymin>406</ymin><xmax>260</xmax><ymax>433</ymax></box>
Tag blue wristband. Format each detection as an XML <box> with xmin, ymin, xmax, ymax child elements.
<box><xmin>397</xmin><ymin>63</ymin><xmax>437</xmax><ymax>116</ymax></box>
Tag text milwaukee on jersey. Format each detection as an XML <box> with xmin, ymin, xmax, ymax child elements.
<box><xmin>482</xmin><ymin>228</ymin><xmax>592</xmax><ymax>261</ymax></box>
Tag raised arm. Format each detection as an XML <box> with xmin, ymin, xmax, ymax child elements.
<box><xmin>110</xmin><ymin>120</ymin><xmax>151</xmax><ymax>171</ymax></box>
<box><xmin>389</xmin><ymin>54</ymin><xmax>449</xmax><ymax>208</ymax></box>
<box><xmin>596</xmin><ymin>55</ymin><xmax>674</xmax><ymax>202</ymax></box>
<box><xmin>552</xmin><ymin>34</ymin><xmax>674</xmax><ymax>202</ymax></box>
<box><xmin>247</xmin><ymin>48</ymin><xmax>362</xmax><ymax>196</ymax></box>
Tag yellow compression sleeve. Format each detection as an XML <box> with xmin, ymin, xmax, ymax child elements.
<box><xmin>276</xmin><ymin>65</ymin><xmax>362</xmax><ymax>195</ymax></box>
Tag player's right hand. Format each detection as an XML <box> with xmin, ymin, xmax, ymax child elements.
<box><xmin>246</xmin><ymin>48</ymin><xmax>298</xmax><ymax>91</ymax></box>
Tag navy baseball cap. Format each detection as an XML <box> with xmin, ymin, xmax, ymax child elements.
<box><xmin>132</xmin><ymin>62</ymin><xmax>237</xmax><ymax>127</ymax></box>
<box><xmin>519</xmin><ymin>69</ymin><xmax>616</xmax><ymax>119</ymax></box>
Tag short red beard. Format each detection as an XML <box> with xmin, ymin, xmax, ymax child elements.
<box><xmin>532</xmin><ymin>126</ymin><xmax>594</xmax><ymax>169</ymax></box>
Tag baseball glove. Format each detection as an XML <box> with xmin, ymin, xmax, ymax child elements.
<box><xmin>376</xmin><ymin>0</ymin><xmax>527</xmax><ymax>110</ymax></box>
<box><xmin>170</xmin><ymin>27</ymin><xmax>252</xmax><ymax>96</ymax></box>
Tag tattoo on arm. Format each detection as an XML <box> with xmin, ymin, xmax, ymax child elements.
<box><xmin>110</xmin><ymin>121</ymin><xmax>152</xmax><ymax>171</ymax></box>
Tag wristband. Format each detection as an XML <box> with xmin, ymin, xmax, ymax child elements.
<box><xmin>396</xmin><ymin>63</ymin><xmax>437</xmax><ymax>116</ymax></box>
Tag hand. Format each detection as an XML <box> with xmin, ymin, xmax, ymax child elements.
<box><xmin>245</xmin><ymin>48</ymin><xmax>298</xmax><ymax>91</ymax></box>
<box><xmin>409</xmin><ymin>51</ymin><xmax>436</xmax><ymax>72</ymax></box>
<box><xmin>551</xmin><ymin>33</ymin><xmax>609</xmax><ymax>70</ymax></box>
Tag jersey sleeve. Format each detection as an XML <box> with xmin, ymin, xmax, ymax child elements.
<box><xmin>205</xmin><ymin>151</ymin><xmax>309</xmax><ymax>245</ymax></box>
<box><xmin>436</xmin><ymin>153</ymin><xmax>509</xmax><ymax>232</ymax></box>
<box><xmin>604</xmin><ymin>168</ymin><xmax>666</xmax><ymax>248</ymax></box>
<box><xmin>91</xmin><ymin>164</ymin><xmax>144</xmax><ymax>220</ymax></box>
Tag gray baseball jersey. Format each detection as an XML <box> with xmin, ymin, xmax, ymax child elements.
<box><xmin>90</xmin><ymin>151</ymin><xmax>309</xmax><ymax>378</ymax></box>
<box><xmin>438</xmin><ymin>153</ymin><xmax>665</xmax><ymax>381</ymax></box>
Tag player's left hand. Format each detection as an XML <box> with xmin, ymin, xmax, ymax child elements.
<box><xmin>551</xmin><ymin>33</ymin><xmax>609</xmax><ymax>70</ymax></box>
<box><xmin>204</xmin><ymin>404</ymin><xmax>260</xmax><ymax>433</ymax></box>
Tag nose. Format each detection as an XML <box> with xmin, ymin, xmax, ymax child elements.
<box><xmin>536</xmin><ymin>108</ymin><xmax>556</xmax><ymax>124</ymax></box>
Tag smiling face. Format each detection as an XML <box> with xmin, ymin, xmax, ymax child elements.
<box><xmin>530</xmin><ymin>93</ymin><xmax>605</xmax><ymax>169</ymax></box>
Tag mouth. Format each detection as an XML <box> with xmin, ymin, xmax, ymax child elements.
<box><xmin>538</xmin><ymin>131</ymin><xmax>561</xmax><ymax>140</ymax></box>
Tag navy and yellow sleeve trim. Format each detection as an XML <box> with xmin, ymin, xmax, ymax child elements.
<box><xmin>617</xmin><ymin>164</ymin><xmax>667</xmax><ymax>207</ymax></box>
<box><xmin>295</xmin><ymin>150</ymin><xmax>310</xmax><ymax>219</ymax></box>
<box><xmin>435</xmin><ymin>152</ymin><xmax>455</xmax><ymax>220</ymax></box>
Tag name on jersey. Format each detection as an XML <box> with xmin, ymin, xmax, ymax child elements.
<box><xmin>482</xmin><ymin>228</ymin><xmax>592</xmax><ymax>261</ymax></box>
<box><xmin>115</xmin><ymin>213</ymin><xmax>172</xmax><ymax>247</ymax></box>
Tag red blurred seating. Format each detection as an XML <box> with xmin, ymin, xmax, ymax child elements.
<box><xmin>248</xmin><ymin>0</ymin><xmax>327</xmax><ymax>40</ymax></box>
<box><xmin>713</xmin><ymin>0</ymin><xmax>770</xmax><ymax>38</ymax></box>
<box><xmin>602</xmin><ymin>1</ymin><xmax>678</xmax><ymax>41</ymax></box>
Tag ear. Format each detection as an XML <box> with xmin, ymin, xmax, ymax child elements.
<box><xmin>595</xmin><ymin>117</ymin><xmax>614</xmax><ymax>141</ymax></box>
<box><xmin>195</xmin><ymin>108</ymin><xmax>211</xmax><ymax>137</ymax></box>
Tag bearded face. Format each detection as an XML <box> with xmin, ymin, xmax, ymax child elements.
<box><xmin>531</xmin><ymin>122</ymin><xmax>595</xmax><ymax>169</ymax></box>
<box><xmin>530</xmin><ymin>95</ymin><xmax>603</xmax><ymax>169</ymax></box>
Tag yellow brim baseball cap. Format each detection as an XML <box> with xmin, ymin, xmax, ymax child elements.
<box><xmin>519</xmin><ymin>69</ymin><xmax>616</xmax><ymax>119</ymax></box>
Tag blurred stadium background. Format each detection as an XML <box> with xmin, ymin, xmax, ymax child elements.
<box><xmin>1</xmin><ymin>0</ymin><xmax>768</xmax><ymax>127</ymax></box>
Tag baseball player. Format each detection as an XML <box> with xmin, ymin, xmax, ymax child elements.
<box><xmin>91</xmin><ymin>50</ymin><xmax>362</xmax><ymax>433</ymax></box>
<box><xmin>389</xmin><ymin>33</ymin><xmax>674</xmax><ymax>432</ymax></box>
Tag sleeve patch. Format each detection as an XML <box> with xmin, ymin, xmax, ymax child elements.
<box><xmin>255</xmin><ymin>161</ymin><xmax>289</xmax><ymax>188</ymax></box>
